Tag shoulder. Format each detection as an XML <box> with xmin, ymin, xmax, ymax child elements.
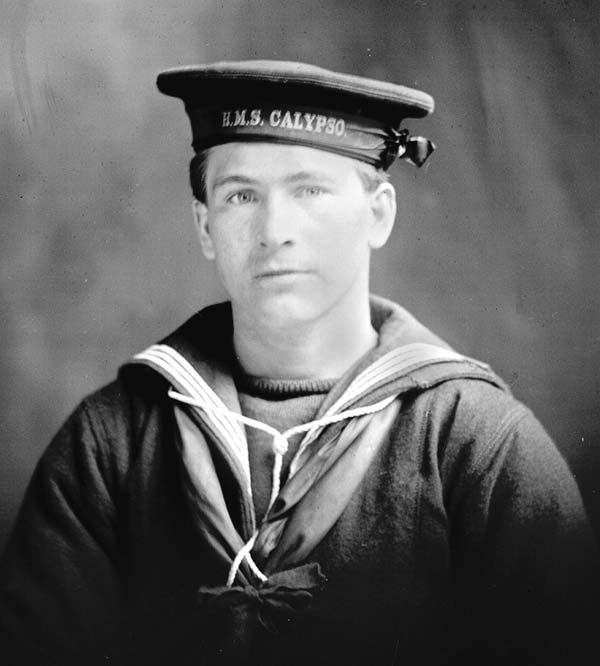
<box><xmin>424</xmin><ymin>375</ymin><xmax>534</xmax><ymax>455</ymax></box>
<box><xmin>423</xmin><ymin>375</ymin><xmax>558</xmax><ymax>471</ymax></box>
<box><xmin>419</xmin><ymin>376</ymin><xmax>586</xmax><ymax>524</ymax></box>
<box><xmin>38</xmin><ymin>365</ymin><xmax>170</xmax><ymax>487</ymax></box>
<box><xmin>83</xmin><ymin>363</ymin><xmax>170</xmax><ymax>431</ymax></box>
<box><xmin>400</xmin><ymin>366</ymin><xmax>535</xmax><ymax>463</ymax></box>
<box><xmin>66</xmin><ymin>363</ymin><xmax>167</xmax><ymax>437</ymax></box>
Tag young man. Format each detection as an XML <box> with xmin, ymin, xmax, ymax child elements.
<box><xmin>0</xmin><ymin>61</ymin><xmax>597</xmax><ymax>665</ymax></box>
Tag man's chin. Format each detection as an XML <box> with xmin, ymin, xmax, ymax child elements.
<box><xmin>242</xmin><ymin>293</ymin><xmax>324</xmax><ymax>329</ymax></box>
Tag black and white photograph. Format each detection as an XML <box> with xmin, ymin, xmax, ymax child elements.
<box><xmin>1</xmin><ymin>1</ymin><xmax>598</xmax><ymax>664</ymax></box>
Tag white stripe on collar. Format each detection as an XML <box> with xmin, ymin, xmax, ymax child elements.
<box><xmin>131</xmin><ymin>341</ymin><xmax>482</xmax><ymax>493</ymax></box>
<box><xmin>133</xmin><ymin>344</ymin><xmax>252</xmax><ymax>497</ymax></box>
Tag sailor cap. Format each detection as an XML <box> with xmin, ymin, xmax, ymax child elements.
<box><xmin>157</xmin><ymin>60</ymin><xmax>435</xmax><ymax>169</ymax></box>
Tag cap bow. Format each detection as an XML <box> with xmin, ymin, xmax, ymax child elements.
<box><xmin>384</xmin><ymin>128</ymin><xmax>435</xmax><ymax>168</ymax></box>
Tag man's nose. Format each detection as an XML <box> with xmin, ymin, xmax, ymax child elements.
<box><xmin>257</xmin><ymin>193</ymin><xmax>297</xmax><ymax>249</ymax></box>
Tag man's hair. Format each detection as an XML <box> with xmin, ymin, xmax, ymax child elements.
<box><xmin>189</xmin><ymin>148</ymin><xmax>389</xmax><ymax>203</ymax></box>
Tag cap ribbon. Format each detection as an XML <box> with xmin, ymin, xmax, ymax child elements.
<box><xmin>187</xmin><ymin>104</ymin><xmax>434</xmax><ymax>169</ymax></box>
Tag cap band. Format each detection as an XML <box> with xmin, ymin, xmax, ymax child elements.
<box><xmin>187</xmin><ymin>103</ymin><xmax>407</xmax><ymax>168</ymax></box>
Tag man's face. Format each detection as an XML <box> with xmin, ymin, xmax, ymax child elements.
<box><xmin>194</xmin><ymin>142</ymin><xmax>395</xmax><ymax>328</ymax></box>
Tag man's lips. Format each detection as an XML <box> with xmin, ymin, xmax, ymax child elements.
<box><xmin>254</xmin><ymin>268</ymin><xmax>312</xmax><ymax>279</ymax></box>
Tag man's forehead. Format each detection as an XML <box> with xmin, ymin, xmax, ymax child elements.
<box><xmin>205</xmin><ymin>142</ymin><xmax>363</xmax><ymax>186</ymax></box>
<box><xmin>157</xmin><ymin>60</ymin><xmax>435</xmax><ymax>170</ymax></box>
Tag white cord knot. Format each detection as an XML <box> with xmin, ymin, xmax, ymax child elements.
<box><xmin>272</xmin><ymin>432</ymin><xmax>289</xmax><ymax>456</ymax></box>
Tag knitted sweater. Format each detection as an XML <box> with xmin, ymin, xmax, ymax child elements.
<box><xmin>236</xmin><ymin>374</ymin><xmax>334</xmax><ymax>523</ymax></box>
<box><xmin>0</xmin><ymin>296</ymin><xmax>597</xmax><ymax>666</ymax></box>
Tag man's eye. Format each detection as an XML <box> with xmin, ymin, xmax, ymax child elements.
<box><xmin>299</xmin><ymin>186</ymin><xmax>324</xmax><ymax>197</ymax></box>
<box><xmin>226</xmin><ymin>190</ymin><xmax>257</xmax><ymax>205</ymax></box>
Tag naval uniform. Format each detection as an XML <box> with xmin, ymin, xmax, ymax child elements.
<box><xmin>0</xmin><ymin>297</ymin><xmax>596</xmax><ymax>665</ymax></box>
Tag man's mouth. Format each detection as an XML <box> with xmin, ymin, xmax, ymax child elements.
<box><xmin>255</xmin><ymin>268</ymin><xmax>312</xmax><ymax>279</ymax></box>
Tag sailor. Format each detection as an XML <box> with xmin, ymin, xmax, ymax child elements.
<box><xmin>0</xmin><ymin>60</ymin><xmax>597</xmax><ymax>666</ymax></box>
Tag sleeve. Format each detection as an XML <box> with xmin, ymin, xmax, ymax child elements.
<box><xmin>0</xmin><ymin>391</ymin><xmax>127</xmax><ymax>666</ymax></box>
<box><xmin>439</xmin><ymin>384</ymin><xmax>600</xmax><ymax>666</ymax></box>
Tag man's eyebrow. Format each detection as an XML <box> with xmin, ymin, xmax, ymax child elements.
<box><xmin>283</xmin><ymin>170</ymin><xmax>337</xmax><ymax>184</ymax></box>
<box><xmin>212</xmin><ymin>175</ymin><xmax>258</xmax><ymax>190</ymax></box>
<box><xmin>212</xmin><ymin>171</ymin><xmax>337</xmax><ymax>191</ymax></box>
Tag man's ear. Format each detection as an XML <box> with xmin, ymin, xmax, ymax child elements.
<box><xmin>368</xmin><ymin>182</ymin><xmax>396</xmax><ymax>249</ymax></box>
<box><xmin>192</xmin><ymin>199</ymin><xmax>215</xmax><ymax>260</ymax></box>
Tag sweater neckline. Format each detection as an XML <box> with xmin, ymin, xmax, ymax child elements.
<box><xmin>235</xmin><ymin>372</ymin><xmax>337</xmax><ymax>399</ymax></box>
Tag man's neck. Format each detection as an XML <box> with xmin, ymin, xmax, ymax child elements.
<box><xmin>232</xmin><ymin>295</ymin><xmax>377</xmax><ymax>380</ymax></box>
